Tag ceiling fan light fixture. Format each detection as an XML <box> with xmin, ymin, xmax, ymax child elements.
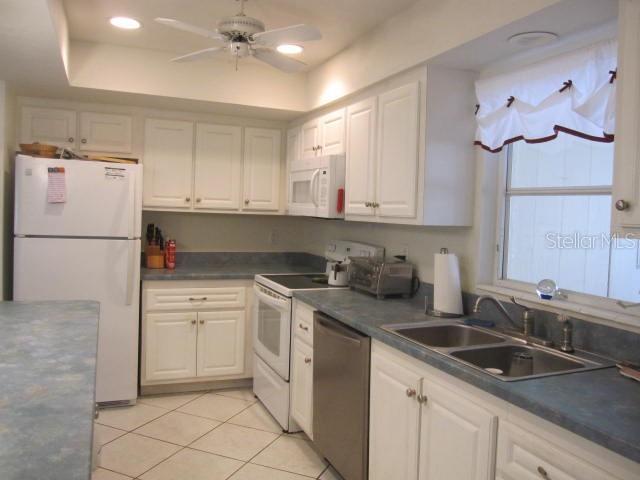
<box><xmin>277</xmin><ymin>44</ymin><xmax>304</xmax><ymax>55</ymax></box>
<box><xmin>110</xmin><ymin>16</ymin><xmax>142</xmax><ymax>30</ymax></box>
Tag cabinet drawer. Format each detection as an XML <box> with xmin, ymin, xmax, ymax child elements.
<box><xmin>497</xmin><ymin>420</ymin><xmax>622</xmax><ymax>480</ymax></box>
<box><xmin>293</xmin><ymin>300</ymin><xmax>315</xmax><ymax>345</ymax></box>
<box><xmin>146</xmin><ymin>287</ymin><xmax>245</xmax><ymax>311</ymax></box>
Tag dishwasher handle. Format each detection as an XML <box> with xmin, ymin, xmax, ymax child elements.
<box><xmin>314</xmin><ymin>313</ymin><xmax>366</xmax><ymax>346</ymax></box>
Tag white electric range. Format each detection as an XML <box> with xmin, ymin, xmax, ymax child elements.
<box><xmin>252</xmin><ymin>241</ymin><xmax>384</xmax><ymax>432</ymax></box>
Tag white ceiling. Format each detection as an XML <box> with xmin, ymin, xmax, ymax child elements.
<box><xmin>62</xmin><ymin>0</ymin><xmax>419</xmax><ymax>68</ymax></box>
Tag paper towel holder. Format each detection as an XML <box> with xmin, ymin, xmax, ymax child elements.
<box><xmin>425</xmin><ymin>295</ymin><xmax>464</xmax><ymax>318</ymax></box>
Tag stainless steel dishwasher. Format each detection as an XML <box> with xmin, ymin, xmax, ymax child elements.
<box><xmin>313</xmin><ymin>312</ymin><xmax>370</xmax><ymax>480</ymax></box>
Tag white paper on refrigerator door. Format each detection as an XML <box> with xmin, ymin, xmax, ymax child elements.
<box><xmin>47</xmin><ymin>167</ymin><xmax>66</xmax><ymax>203</ymax></box>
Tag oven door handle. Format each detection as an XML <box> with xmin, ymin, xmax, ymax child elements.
<box><xmin>253</xmin><ymin>285</ymin><xmax>290</xmax><ymax>310</ymax></box>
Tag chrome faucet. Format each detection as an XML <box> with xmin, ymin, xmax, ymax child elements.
<box><xmin>472</xmin><ymin>295</ymin><xmax>553</xmax><ymax>347</ymax></box>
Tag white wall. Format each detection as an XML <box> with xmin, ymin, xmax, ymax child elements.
<box><xmin>69</xmin><ymin>42</ymin><xmax>308</xmax><ymax>114</ymax></box>
<box><xmin>306</xmin><ymin>0</ymin><xmax>561</xmax><ymax>109</ymax></box>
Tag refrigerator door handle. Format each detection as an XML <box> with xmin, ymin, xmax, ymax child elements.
<box><xmin>128</xmin><ymin>170</ymin><xmax>136</xmax><ymax>240</ymax></box>
<box><xmin>125</xmin><ymin>241</ymin><xmax>135</xmax><ymax>306</ymax></box>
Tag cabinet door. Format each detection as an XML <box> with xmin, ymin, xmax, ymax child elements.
<box><xmin>345</xmin><ymin>97</ymin><xmax>377</xmax><ymax>217</ymax></box>
<box><xmin>290</xmin><ymin>337</ymin><xmax>313</xmax><ymax>438</ymax></box>
<box><xmin>197</xmin><ymin>310</ymin><xmax>245</xmax><ymax>377</ymax></box>
<box><xmin>79</xmin><ymin>112</ymin><xmax>133</xmax><ymax>153</ymax></box>
<box><xmin>496</xmin><ymin>420</ymin><xmax>622</xmax><ymax>480</ymax></box>
<box><xmin>143</xmin><ymin>118</ymin><xmax>194</xmax><ymax>209</ymax></box>
<box><xmin>419</xmin><ymin>380</ymin><xmax>497</xmax><ymax>480</ymax></box>
<box><xmin>194</xmin><ymin>123</ymin><xmax>242</xmax><ymax>210</ymax></box>
<box><xmin>301</xmin><ymin>118</ymin><xmax>320</xmax><ymax>158</ymax></box>
<box><xmin>612</xmin><ymin>0</ymin><xmax>640</xmax><ymax>231</ymax></box>
<box><xmin>376</xmin><ymin>82</ymin><xmax>419</xmax><ymax>218</ymax></box>
<box><xmin>145</xmin><ymin>312</ymin><xmax>197</xmax><ymax>382</ymax></box>
<box><xmin>21</xmin><ymin>106</ymin><xmax>77</xmax><ymax>147</ymax></box>
<box><xmin>243</xmin><ymin>127</ymin><xmax>281</xmax><ymax>211</ymax></box>
<box><xmin>320</xmin><ymin>108</ymin><xmax>346</xmax><ymax>156</ymax></box>
<box><xmin>369</xmin><ymin>348</ymin><xmax>422</xmax><ymax>480</ymax></box>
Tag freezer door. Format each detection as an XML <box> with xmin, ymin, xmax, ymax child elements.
<box><xmin>14</xmin><ymin>237</ymin><xmax>141</xmax><ymax>403</ymax></box>
<box><xmin>14</xmin><ymin>155</ymin><xmax>142</xmax><ymax>238</ymax></box>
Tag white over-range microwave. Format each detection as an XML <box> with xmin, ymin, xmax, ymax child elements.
<box><xmin>288</xmin><ymin>154</ymin><xmax>345</xmax><ymax>218</ymax></box>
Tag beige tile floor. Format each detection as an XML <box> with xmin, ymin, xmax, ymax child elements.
<box><xmin>94</xmin><ymin>388</ymin><xmax>344</xmax><ymax>480</ymax></box>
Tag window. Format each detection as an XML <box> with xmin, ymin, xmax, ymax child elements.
<box><xmin>499</xmin><ymin>133</ymin><xmax>640</xmax><ymax>303</ymax></box>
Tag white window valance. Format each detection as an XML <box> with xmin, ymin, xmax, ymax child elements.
<box><xmin>474</xmin><ymin>39</ymin><xmax>617</xmax><ymax>153</ymax></box>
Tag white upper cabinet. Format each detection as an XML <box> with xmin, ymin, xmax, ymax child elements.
<box><xmin>243</xmin><ymin>127</ymin><xmax>281</xmax><ymax>211</ymax></box>
<box><xmin>612</xmin><ymin>0</ymin><xmax>640</xmax><ymax>232</ymax></box>
<box><xmin>79</xmin><ymin>112</ymin><xmax>133</xmax><ymax>153</ymax></box>
<box><xmin>319</xmin><ymin>108</ymin><xmax>346</xmax><ymax>156</ymax></box>
<box><xmin>194</xmin><ymin>123</ymin><xmax>242</xmax><ymax>210</ymax></box>
<box><xmin>21</xmin><ymin>107</ymin><xmax>77</xmax><ymax>147</ymax></box>
<box><xmin>143</xmin><ymin>118</ymin><xmax>194</xmax><ymax>209</ymax></box>
<box><xmin>345</xmin><ymin>97</ymin><xmax>378</xmax><ymax>217</ymax></box>
<box><xmin>376</xmin><ymin>82</ymin><xmax>419</xmax><ymax>218</ymax></box>
<box><xmin>301</xmin><ymin>118</ymin><xmax>321</xmax><ymax>158</ymax></box>
<box><xmin>300</xmin><ymin>108</ymin><xmax>346</xmax><ymax>158</ymax></box>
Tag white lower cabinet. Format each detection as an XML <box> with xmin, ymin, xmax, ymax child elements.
<box><xmin>142</xmin><ymin>280</ymin><xmax>252</xmax><ymax>386</ymax></box>
<box><xmin>145</xmin><ymin>312</ymin><xmax>198</xmax><ymax>382</ymax></box>
<box><xmin>290</xmin><ymin>300</ymin><xmax>316</xmax><ymax>438</ymax></box>
<box><xmin>290</xmin><ymin>337</ymin><xmax>313</xmax><ymax>437</ymax></box>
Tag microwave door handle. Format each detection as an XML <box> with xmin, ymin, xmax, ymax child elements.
<box><xmin>310</xmin><ymin>169</ymin><xmax>320</xmax><ymax>207</ymax></box>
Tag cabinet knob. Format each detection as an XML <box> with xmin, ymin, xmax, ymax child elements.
<box><xmin>304</xmin><ymin>357</ymin><xmax>312</xmax><ymax>364</ymax></box>
<box><xmin>245</xmin><ymin>199</ymin><xmax>250</xmax><ymax>205</ymax></box>
<box><xmin>537</xmin><ymin>466</ymin><xmax>549</xmax><ymax>479</ymax></box>
<box><xmin>417</xmin><ymin>394</ymin><xmax>428</xmax><ymax>404</ymax></box>
<box><xmin>615</xmin><ymin>199</ymin><xmax>630</xmax><ymax>211</ymax></box>
<box><xmin>68</xmin><ymin>137</ymin><xmax>74</xmax><ymax>143</ymax></box>
<box><xmin>81</xmin><ymin>138</ymin><xmax>87</xmax><ymax>144</ymax></box>
<box><xmin>186</xmin><ymin>197</ymin><xmax>191</xmax><ymax>202</ymax></box>
<box><xmin>299</xmin><ymin>323</ymin><xmax>309</xmax><ymax>331</ymax></box>
<box><xmin>365</xmin><ymin>202</ymin><xmax>371</xmax><ymax>207</ymax></box>
<box><xmin>196</xmin><ymin>198</ymin><xmax>202</xmax><ymax>203</ymax></box>
<box><xmin>406</xmin><ymin>388</ymin><xmax>416</xmax><ymax>398</ymax></box>
<box><xmin>191</xmin><ymin>319</ymin><xmax>196</xmax><ymax>325</ymax></box>
<box><xmin>199</xmin><ymin>319</ymin><xmax>204</xmax><ymax>325</ymax></box>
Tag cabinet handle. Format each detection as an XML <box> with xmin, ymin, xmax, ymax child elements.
<box><xmin>615</xmin><ymin>199</ymin><xmax>630</xmax><ymax>211</ymax></box>
<box><xmin>299</xmin><ymin>323</ymin><xmax>309</xmax><ymax>331</ymax></box>
<box><xmin>188</xmin><ymin>297</ymin><xmax>208</xmax><ymax>301</ymax></box>
<box><xmin>186</xmin><ymin>197</ymin><xmax>191</xmax><ymax>202</ymax></box>
<box><xmin>365</xmin><ymin>202</ymin><xmax>371</xmax><ymax>207</ymax></box>
<box><xmin>68</xmin><ymin>137</ymin><xmax>74</xmax><ymax>143</ymax></box>
<box><xmin>537</xmin><ymin>466</ymin><xmax>549</xmax><ymax>479</ymax></box>
<box><xmin>196</xmin><ymin>198</ymin><xmax>202</xmax><ymax>203</ymax></box>
<box><xmin>312</xmin><ymin>146</ymin><xmax>317</xmax><ymax>152</ymax></box>
<box><xmin>245</xmin><ymin>199</ymin><xmax>250</xmax><ymax>205</ymax></box>
<box><xmin>406</xmin><ymin>388</ymin><xmax>416</xmax><ymax>398</ymax></box>
<box><xmin>417</xmin><ymin>394</ymin><xmax>428</xmax><ymax>404</ymax></box>
<box><xmin>304</xmin><ymin>357</ymin><xmax>312</xmax><ymax>364</ymax></box>
<box><xmin>372</xmin><ymin>202</ymin><xmax>379</xmax><ymax>208</ymax></box>
<box><xmin>199</xmin><ymin>319</ymin><xmax>204</xmax><ymax>325</ymax></box>
<box><xmin>191</xmin><ymin>319</ymin><xmax>196</xmax><ymax>325</ymax></box>
<box><xmin>81</xmin><ymin>138</ymin><xmax>87</xmax><ymax>144</ymax></box>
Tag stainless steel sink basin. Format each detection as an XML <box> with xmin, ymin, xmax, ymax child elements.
<box><xmin>449</xmin><ymin>344</ymin><xmax>596</xmax><ymax>380</ymax></box>
<box><xmin>383</xmin><ymin>323</ymin><xmax>506</xmax><ymax>349</ymax></box>
<box><xmin>382</xmin><ymin>320</ymin><xmax>614</xmax><ymax>381</ymax></box>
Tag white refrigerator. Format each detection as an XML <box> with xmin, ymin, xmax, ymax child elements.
<box><xmin>13</xmin><ymin>154</ymin><xmax>142</xmax><ymax>404</ymax></box>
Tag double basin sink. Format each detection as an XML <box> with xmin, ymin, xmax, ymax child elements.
<box><xmin>382</xmin><ymin>321</ymin><xmax>612</xmax><ymax>381</ymax></box>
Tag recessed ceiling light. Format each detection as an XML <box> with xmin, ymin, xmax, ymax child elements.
<box><xmin>507</xmin><ymin>31</ymin><xmax>558</xmax><ymax>48</ymax></box>
<box><xmin>277</xmin><ymin>44</ymin><xmax>303</xmax><ymax>55</ymax></box>
<box><xmin>110</xmin><ymin>17</ymin><xmax>141</xmax><ymax>30</ymax></box>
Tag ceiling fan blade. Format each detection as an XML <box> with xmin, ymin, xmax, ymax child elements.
<box><xmin>171</xmin><ymin>47</ymin><xmax>226</xmax><ymax>63</ymax></box>
<box><xmin>253</xmin><ymin>49</ymin><xmax>307</xmax><ymax>73</ymax></box>
<box><xmin>155</xmin><ymin>17</ymin><xmax>225</xmax><ymax>42</ymax></box>
<box><xmin>253</xmin><ymin>24</ymin><xmax>321</xmax><ymax>46</ymax></box>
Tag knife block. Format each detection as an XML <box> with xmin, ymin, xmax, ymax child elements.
<box><xmin>145</xmin><ymin>245</ymin><xmax>165</xmax><ymax>269</ymax></box>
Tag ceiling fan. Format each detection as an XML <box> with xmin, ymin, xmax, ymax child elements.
<box><xmin>155</xmin><ymin>0</ymin><xmax>321</xmax><ymax>73</ymax></box>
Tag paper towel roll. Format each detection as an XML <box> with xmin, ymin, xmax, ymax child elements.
<box><xmin>433</xmin><ymin>251</ymin><xmax>463</xmax><ymax>315</ymax></box>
